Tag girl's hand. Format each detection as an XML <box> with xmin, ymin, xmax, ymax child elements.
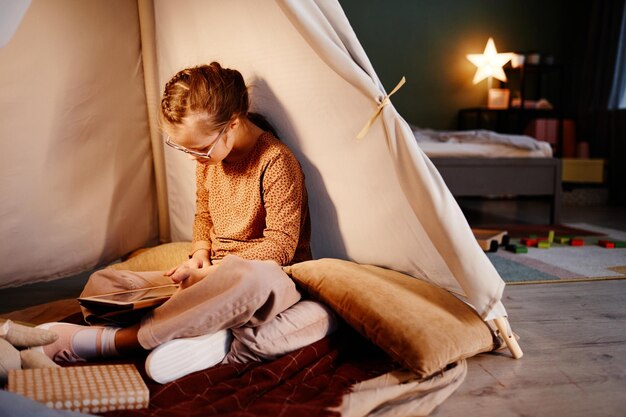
<box><xmin>165</xmin><ymin>249</ymin><xmax>211</xmax><ymax>286</ymax></box>
<box><xmin>171</xmin><ymin>264</ymin><xmax>216</xmax><ymax>289</ymax></box>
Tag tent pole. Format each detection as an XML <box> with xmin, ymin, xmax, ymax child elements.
<box><xmin>138</xmin><ymin>0</ymin><xmax>171</xmax><ymax>243</ymax></box>
<box><xmin>494</xmin><ymin>316</ymin><xmax>523</xmax><ymax>359</ymax></box>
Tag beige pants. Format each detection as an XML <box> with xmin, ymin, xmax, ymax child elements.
<box><xmin>80</xmin><ymin>255</ymin><xmax>301</xmax><ymax>350</ymax></box>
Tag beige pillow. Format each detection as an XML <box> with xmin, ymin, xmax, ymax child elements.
<box><xmin>225</xmin><ymin>300</ymin><xmax>338</xmax><ymax>364</ymax></box>
<box><xmin>284</xmin><ymin>258</ymin><xmax>495</xmax><ymax>379</ymax></box>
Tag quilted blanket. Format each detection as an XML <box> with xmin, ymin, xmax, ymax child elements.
<box><xmin>53</xmin><ymin>310</ymin><xmax>397</xmax><ymax>417</ymax></box>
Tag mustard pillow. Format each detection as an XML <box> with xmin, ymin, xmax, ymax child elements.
<box><xmin>284</xmin><ymin>258</ymin><xmax>495</xmax><ymax>379</ymax></box>
<box><xmin>110</xmin><ymin>242</ymin><xmax>192</xmax><ymax>272</ymax></box>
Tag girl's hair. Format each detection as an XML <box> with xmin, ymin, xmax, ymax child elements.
<box><xmin>160</xmin><ymin>62</ymin><xmax>249</xmax><ymax>130</ymax></box>
<box><xmin>247</xmin><ymin>112</ymin><xmax>278</xmax><ymax>138</ymax></box>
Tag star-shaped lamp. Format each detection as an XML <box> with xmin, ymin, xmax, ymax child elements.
<box><xmin>466</xmin><ymin>37</ymin><xmax>513</xmax><ymax>86</ymax></box>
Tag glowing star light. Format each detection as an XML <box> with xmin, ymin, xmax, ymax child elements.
<box><xmin>466</xmin><ymin>37</ymin><xmax>512</xmax><ymax>84</ymax></box>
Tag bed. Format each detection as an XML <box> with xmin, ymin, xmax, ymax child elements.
<box><xmin>413</xmin><ymin>127</ymin><xmax>562</xmax><ymax>224</ymax></box>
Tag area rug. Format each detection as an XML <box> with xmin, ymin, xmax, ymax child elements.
<box><xmin>486</xmin><ymin>223</ymin><xmax>626</xmax><ymax>284</ymax></box>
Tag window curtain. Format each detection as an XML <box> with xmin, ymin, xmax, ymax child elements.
<box><xmin>577</xmin><ymin>0</ymin><xmax>626</xmax><ymax>204</ymax></box>
<box><xmin>609</xmin><ymin>4</ymin><xmax>626</xmax><ymax>110</ymax></box>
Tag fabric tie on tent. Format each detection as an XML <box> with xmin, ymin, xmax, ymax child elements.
<box><xmin>356</xmin><ymin>76</ymin><xmax>406</xmax><ymax>139</ymax></box>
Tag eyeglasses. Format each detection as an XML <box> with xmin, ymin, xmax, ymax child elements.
<box><xmin>165</xmin><ymin>124</ymin><xmax>229</xmax><ymax>159</ymax></box>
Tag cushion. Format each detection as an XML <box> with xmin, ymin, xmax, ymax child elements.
<box><xmin>225</xmin><ymin>300</ymin><xmax>338</xmax><ymax>364</ymax></box>
<box><xmin>283</xmin><ymin>258</ymin><xmax>495</xmax><ymax>378</ymax></box>
<box><xmin>110</xmin><ymin>242</ymin><xmax>192</xmax><ymax>272</ymax></box>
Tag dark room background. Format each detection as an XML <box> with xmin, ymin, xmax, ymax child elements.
<box><xmin>339</xmin><ymin>0</ymin><xmax>625</xmax><ymax>204</ymax></box>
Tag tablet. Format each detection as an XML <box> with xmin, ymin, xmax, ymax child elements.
<box><xmin>77</xmin><ymin>284</ymin><xmax>180</xmax><ymax>311</ymax></box>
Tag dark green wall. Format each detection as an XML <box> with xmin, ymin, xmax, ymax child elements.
<box><xmin>340</xmin><ymin>0</ymin><xmax>589</xmax><ymax>130</ymax></box>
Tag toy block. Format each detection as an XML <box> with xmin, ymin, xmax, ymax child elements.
<box><xmin>570</xmin><ymin>238</ymin><xmax>584</xmax><ymax>246</ymax></box>
<box><xmin>555</xmin><ymin>236</ymin><xmax>571</xmax><ymax>244</ymax></box>
<box><xmin>548</xmin><ymin>230</ymin><xmax>555</xmax><ymax>243</ymax></box>
<box><xmin>521</xmin><ymin>238</ymin><xmax>538</xmax><ymax>247</ymax></box>
<box><xmin>537</xmin><ymin>241</ymin><xmax>551</xmax><ymax>249</ymax></box>
<box><xmin>598</xmin><ymin>240</ymin><xmax>615</xmax><ymax>249</ymax></box>
<box><xmin>614</xmin><ymin>241</ymin><xmax>626</xmax><ymax>248</ymax></box>
<box><xmin>472</xmin><ymin>228</ymin><xmax>508</xmax><ymax>252</ymax></box>
<box><xmin>506</xmin><ymin>244</ymin><xmax>528</xmax><ymax>254</ymax></box>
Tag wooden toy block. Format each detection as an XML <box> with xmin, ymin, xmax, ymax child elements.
<box><xmin>613</xmin><ymin>240</ymin><xmax>626</xmax><ymax>248</ymax></box>
<box><xmin>598</xmin><ymin>240</ymin><xmax>615</xmax><ymax>249</ymax></box>
<box><xmin>521</xmin><ymin>238</ymin><xmax>538</xmax><ymax>247</ymax></box>
<box><xmin>555</xmin><ymin>236</ymin><xmax>571</xmax><ymax>244</ymax></box>
<box><xmin>537</xmin><ymin>241</ymin><xmax>551</xmax><ymax>249</ymax></box>
<box><xmin>548</xmin><ymin>230</ymin><xmax>555</xmax><ymax>243</ymax></box>
<box><xmin>472</xmin><ymin>228</ymin><xmax>508</xmax><ymax>252</ymax></box>
<box><xmin>570</xmin><ymin>238</ymin><xmax>584</xmax><ymax>246</ymax></box>
<box><xmin>506</xmin><ymin>244</ymin><xmax>528</xmax><ymax>254</ymax></box>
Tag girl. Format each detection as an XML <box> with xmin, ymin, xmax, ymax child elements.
<box><xmin>36</xmin><ymin>62</ymin><xmax>313</xmax><ymax>382</ymax></box>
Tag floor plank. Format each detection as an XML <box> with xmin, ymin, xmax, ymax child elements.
<box><xmin>432</xmin><ymin>280</ymin><xmax>626</xmax><ymax>417</ymax></box>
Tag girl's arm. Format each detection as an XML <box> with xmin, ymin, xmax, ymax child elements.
<box><xmin>190</xmin><ymin>163</ymin><xmax>213</xmax><ymax>262</ymax></box>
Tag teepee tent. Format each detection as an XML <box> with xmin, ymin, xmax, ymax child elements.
<box><xmin>0</xmin><ymin>0</ymin><xmax>520</xmax><ymax>357</ymax></box>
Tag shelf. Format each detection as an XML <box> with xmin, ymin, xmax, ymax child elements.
<box><xmin>459</xmin><ymin>62</ymin><xmax>568</xmax><ymax>156</ymax></box>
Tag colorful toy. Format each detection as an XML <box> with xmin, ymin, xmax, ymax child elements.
<box><xmin>472</xmin><ymin>229</ymin><xmax>508</xmax><ymax>252</ymax></box>
<box><xmin>537</xmin><ymin>241</ymin><xmax>551</xmax><ymax>249</ymax></box>
<box><xmin>521</xmin><ymin>238</ymin><xmax>538</xmax><ymax>247</ymax></box>
<box><xmin>598</xmin><ymin>239</ymin><xmax>615</xmax><ymax>249</ymax></box>
<box><xmin>555</xmin><ymin>236</ymin><xmax>571</xmax><ymax>244</ymax></box>
<box><xmin>570</xmin><ymin>238</ymin><xmax>584</xmax><ymax>246</ymax></box>
<box><xmin>506</xmin><ymin>244</ymin><xmax>528</xmax><ymax>254</ymax></box>
<box><xmin>599</xmin><ymin>239</ymin><xmax>626</xmax><ymax>248</ymax></box>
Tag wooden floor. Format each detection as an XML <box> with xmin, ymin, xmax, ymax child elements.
<box><xmin>433</xmin><ymin>279</ymin><xmax>626</xmax><ymax>417</ymax></box>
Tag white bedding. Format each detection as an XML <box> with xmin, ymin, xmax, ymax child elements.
<box><xmin>417</xmin><ymin>141</ymin><xmax>553</xmax><ymax>158</ymax></box>
<box><xmin>412</xmin><ymin>127</ymin><xmax>553</xmax><ymax>158</ymax></box>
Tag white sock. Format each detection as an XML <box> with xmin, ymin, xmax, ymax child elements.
<box><xmin>72</xmin><ymin>327</ymin><xmax>120</xmax><ymax>358</ymax></box>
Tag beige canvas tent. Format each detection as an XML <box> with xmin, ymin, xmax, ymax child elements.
<box><xmin>0</xmin><ymin>0</ymin><xmax>521</xmax><ymax>358</ymax></box>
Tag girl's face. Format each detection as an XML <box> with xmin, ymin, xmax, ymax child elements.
<box><xmin>166</xmin><ymin>113</ymin><xmax>235</xmax><ymax>164</ymax></box>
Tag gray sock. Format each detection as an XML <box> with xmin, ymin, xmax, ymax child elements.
<box><xmin>72</xmin><ymin>326</ymin><xmax>120</xmax><ymax>358</ymax></box>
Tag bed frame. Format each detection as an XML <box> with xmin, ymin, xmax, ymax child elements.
<box><xmin>430</xmin><ymin>157</ymin><xmax>562</xmax><ymax>224</ymax></box>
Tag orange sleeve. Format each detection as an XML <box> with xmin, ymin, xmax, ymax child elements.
<box><xmin>190</xmin><ymin>162</ymin><xmax>212</xmax><ymax>257</ymax></box>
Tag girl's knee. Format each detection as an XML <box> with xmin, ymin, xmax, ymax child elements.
<box><xmin>80</xmin><ymin>268</ymin><xmax>132</xmax><ymax>297</ymax></box>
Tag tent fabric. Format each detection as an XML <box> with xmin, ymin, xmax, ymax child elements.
<box><xmin>138</xmin><ymin>0</ymin><xmax>170</xmax><ymax>243</ymax></box>
<box><xmin>0</xmin><ymin>0</ymin><xmax>158</xmax><ymax>287</ymax></box>
<box><xmin>1</xmin><ymin>0</ymin><xmax>507</xmax><ymax>319</ymax></box>
<box><xmin>153</xmin><ymin>0</ymin><xmax>506</xmax><ymax>319</ymax></box>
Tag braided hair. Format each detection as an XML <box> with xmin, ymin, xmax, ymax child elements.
<box><xmin>160</xmin><ymin>62</ymin><xmax>249</xmax><ymax>130</ymax></box>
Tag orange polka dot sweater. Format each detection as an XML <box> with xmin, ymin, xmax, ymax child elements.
<box><xmin>191</xmin><ymin>132</ymin><xmax>311</xmax><ymax>266</ymax></box>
